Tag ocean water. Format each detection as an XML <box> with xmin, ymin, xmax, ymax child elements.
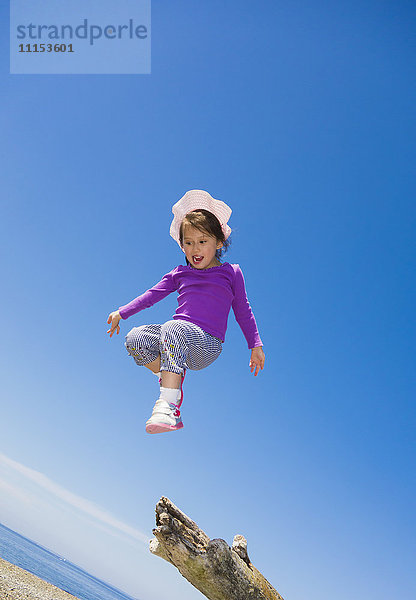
<box><xmin>0</xmin><ymin>522</ymin><xmax>141</xmax><ymax>600</ymax></box>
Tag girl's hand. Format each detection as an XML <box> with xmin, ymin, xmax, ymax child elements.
<box><xmin>249</xmin><ymin>346</ymin><xmax>265</xmax><ymax>376</ymax></box>
<box><xmin>107</xmin><ymin>310</ymin><xmax>122</xmax><ymax>338</ymax></box>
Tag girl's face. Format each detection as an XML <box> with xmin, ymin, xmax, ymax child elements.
<box><xmin>181</xmin><ymin>224</ymin><xmax>223</xmax><ymax>269</ymax></box>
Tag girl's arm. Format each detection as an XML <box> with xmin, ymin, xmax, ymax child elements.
<box><xmin>118</xmin><ymin>270</ymin><xmax>178</xmax><ymax>319</ymax></box>
<box><xmin>231</xmin><ymin>265</ymin><xmax>263</xmax><ymax>349</ymax></box>
<box><xmin>107</xmin><ymin>270</ymin><xmax>178</xmax><ymax>338</ymax></box>
<box><xmin>231</xmin><ymin>265</ymin><xmax>265</xmax><ymax>375</ymax></box>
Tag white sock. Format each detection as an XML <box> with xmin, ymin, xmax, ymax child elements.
<box><xmin>153</xmin><ymin>371</ymin><xmax>161</xmax><ymax>378</ymax></box>
<box><xmin>159</xmin><ymin>386</ymin><xmax>180</xmax><ymax>404</ymax></box>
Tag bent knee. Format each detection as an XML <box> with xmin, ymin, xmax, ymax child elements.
<box><xmin>125</xmin><ymin>326</ymin><xmax>148</xmax><ymax>354</ymax></box>
<box><xmin>125</xmin><ymin>327</ymin><xmax>138</xmax><ymax>348</ymax></box>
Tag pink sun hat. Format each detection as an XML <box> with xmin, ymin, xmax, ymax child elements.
<box><xmin>170</xmin><ymin>189</ymin><xmax>232</xmax><ymax>247</ymax></box>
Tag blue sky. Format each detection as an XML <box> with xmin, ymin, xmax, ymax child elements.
<box><xmin>1</xmin><ymin>1</ymin><xmax>415</xmax><ymax>599</ymax></box>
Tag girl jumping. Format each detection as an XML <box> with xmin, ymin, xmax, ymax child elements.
<box><xmin>107</xmin><ymin>190</ymin><xmax>265</xmax><ymax>434</ymax></box>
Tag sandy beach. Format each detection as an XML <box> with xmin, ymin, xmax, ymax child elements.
<box><xmin>0</xmin><ymin>557</ymin><xmax>80</xmax><ymax>600</ymax></box>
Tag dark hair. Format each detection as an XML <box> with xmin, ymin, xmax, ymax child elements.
<box><xmin>179</xmin><ymin>209</ymin><xmax>231</xmax><ymax>261</ymax></box>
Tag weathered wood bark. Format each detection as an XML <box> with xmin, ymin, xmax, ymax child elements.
<box><xmin>149</xmin><ymin>497</ymin><xmax>284</xmax><ymax>600</ymax></box>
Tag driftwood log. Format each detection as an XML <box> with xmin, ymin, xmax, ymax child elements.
<box><xmin>149</xmin><ymin>497</ymin><xmax>284</xmax><ymax>600</ymax></box>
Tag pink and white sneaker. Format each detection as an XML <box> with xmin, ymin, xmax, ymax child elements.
<box><xmin>146</xmin><ymin>371</ymin><xmax>186</xmax><ymax>434</ymax></box>
<box><xmin>145</xmin><ymin>399</ymin><xmax>183</xmax><ymax>434</ymax></box>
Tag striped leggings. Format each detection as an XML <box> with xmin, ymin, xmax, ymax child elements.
<box><xmin>125</xmin><ymin>319</ymin><xmax>223</xmax><ymax>375</ymax></box>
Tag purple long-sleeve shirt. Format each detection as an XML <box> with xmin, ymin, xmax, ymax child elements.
<box><xmin>118</xmin><ymin>263</ymin><xmax>262</xmax><ymax>349</ymax></box>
